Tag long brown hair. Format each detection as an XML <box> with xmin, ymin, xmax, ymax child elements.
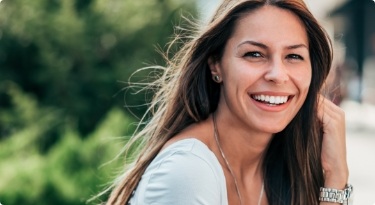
<box><xmin>105</xmin><ymin>0</ymin><xmax>332</xmax><ymax>204</ymax></box>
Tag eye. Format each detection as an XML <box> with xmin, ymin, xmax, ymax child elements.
<box><xmin>243</xmin><ymin>51</ymin><xmax>263</xmax><ymax>58</ymax></box>
<box><xmin>286</xmin><ymin>54</ymin><xmax>304</xmax><ymax>60</ymax></box>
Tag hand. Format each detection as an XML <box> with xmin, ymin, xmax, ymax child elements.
<box><xmin>317</xmin><ymin>95</ymin><xmax>348</xmax><ymax>189</ymax></box>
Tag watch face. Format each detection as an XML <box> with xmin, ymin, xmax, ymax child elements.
<box><xmin>343</xmin><ymin>184</ymin><xmax>353</xmax><ymax>205</ymax></box>
<box><xmin>345</xmin><ymin>184</ymin><xmax>354</xmax><ymax>205</ymax></box>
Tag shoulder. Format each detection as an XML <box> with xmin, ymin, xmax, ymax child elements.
<box><xmin>132</xmin><ymin>139</ymin><xmax>227</xmax><ymax>205</ymax></box>
<box><xmin>147</xmin><ymin>138</ymin><xmax>222</xmax><ymax>185</ymax></box>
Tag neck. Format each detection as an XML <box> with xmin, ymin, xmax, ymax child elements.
<box><xmin>212</xmin><ymin>112</ymin><xmax>273</xmax><ymax>177</ymax></box>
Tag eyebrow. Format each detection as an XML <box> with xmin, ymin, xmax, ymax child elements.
<box><xmin>237</xmin><ymin>40</ymin><xmax>308</xmax><ymax>50</ymax></box>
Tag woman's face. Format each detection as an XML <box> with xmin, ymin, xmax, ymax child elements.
<box><xmin>210</xmin><ymin>6</ymin><xmax>311</xmax><ymax>134</ymax></box>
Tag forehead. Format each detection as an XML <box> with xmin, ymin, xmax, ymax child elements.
<box><xmin>229</xmin><ymin>5</ymin><xmax>308</xmax><ymax>47</ymax></box>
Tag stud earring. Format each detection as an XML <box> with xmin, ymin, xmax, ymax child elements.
<box><xmin>213</xmin><ymin>75</ymin><xmax>221</xmax><ymax>83</ymax></box>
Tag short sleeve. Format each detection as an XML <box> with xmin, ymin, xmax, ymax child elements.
<box><xmin>141</xmin><ymin>150</ymin><xmax>222</xmax><ymax>205</ymax></box>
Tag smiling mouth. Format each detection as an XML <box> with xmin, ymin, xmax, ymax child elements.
<box><xmin>250</xmin><ymin>94</ymin><xmax>292</xmax><ymax>106</ymax></box>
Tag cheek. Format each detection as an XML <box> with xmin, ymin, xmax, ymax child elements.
<box><xmin>300</xmin><ymin>77</ymin><xmax>311</xmax><ymax>96</ymax></box>
<box><xmin>222</xmin><ymin>64</ymin><xmax>253</xmax><ymax>88</ymax></box>
<box><xmin>294</xmin><ymin>67</ymin><xmax>312</xmax><ymax>96</ymax></box>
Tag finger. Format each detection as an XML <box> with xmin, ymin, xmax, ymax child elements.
<box><xmin>317</xmin><ymin>94</ymin><xmax>344</xmax><ymax>121</ymax></box>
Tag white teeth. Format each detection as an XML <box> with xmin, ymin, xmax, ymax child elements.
<box><xmin>269</xmin><ymin>96</ymin><xmax>275</xmax><ymax>104</ymax></box>
<box><xmin>251</xmin><ymin>94</ymin><xmax>289</xmax><ymax>105</ymax></box>
<box><xmin>261</xmin><ymin>95</ymin><xmax>265</xmax><ymax>101</ymax></box>
<box><xmin>276</xmin><ymin>96</ymin><xmax>281</xmax><ymax>104</ymax></box>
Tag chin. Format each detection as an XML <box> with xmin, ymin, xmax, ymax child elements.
<box><xmin>256</xmin><ymin>123</ymin><xmax>288</xmax><ymax>134</ymax></box>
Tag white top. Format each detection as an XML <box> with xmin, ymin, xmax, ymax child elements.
<box><xmin>129</xmin><ymin>138</ymin><xmax>228</xmax><ymax>205</ymax></box>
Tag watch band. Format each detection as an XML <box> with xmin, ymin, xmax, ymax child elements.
<box><xmin>319</xmin><ymin>184</ymin><xmax>353</xmax><ymax>204</ymax></box>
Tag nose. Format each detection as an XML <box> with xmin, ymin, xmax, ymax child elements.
<box><xmin>264</xmin><ymin>59</ymin><xmax>289</xmax><ymax>84</ymax></box>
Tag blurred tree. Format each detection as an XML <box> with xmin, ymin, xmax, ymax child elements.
<box><xmin>0</xmin><ymin>0</ymin><xmax>197</xmax><ymax>204</ymax></box>
<box><xmin>0</xmin><ymin>0</ymin><xmax>196</xmax><ymax>141</ymax></box>
<box><xmin>0</xmin><ymin>92</ymin><xmax>134</xmax><ymax>204</ymax></box>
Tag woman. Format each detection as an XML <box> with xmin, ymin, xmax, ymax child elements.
<box><xmin>106</xmin><ymin>0</ymin><xmax>351</xmax><ymax>204</ymax></box>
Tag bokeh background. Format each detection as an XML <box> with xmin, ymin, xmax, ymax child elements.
<box><xmin>0</xmin><ymin>0</ymin><xmax>374</xmax><ymax>204</ymax></box>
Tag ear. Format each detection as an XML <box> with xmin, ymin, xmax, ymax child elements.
<box><xmin>208</xmin><ymin>56</ymin><xmax>222</xmax><ymax>77</ymax></box>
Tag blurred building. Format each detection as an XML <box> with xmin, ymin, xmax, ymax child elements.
<box><xmin>329</xmin><ymin>0</ymin><xmax>375</xmax><ymax>104</ymax></box>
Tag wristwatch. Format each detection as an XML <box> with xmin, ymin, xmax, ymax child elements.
<box><xmin>319</xmin><ymin>184</ymin><xmax>353</xmax><ymax>205</ymax></box>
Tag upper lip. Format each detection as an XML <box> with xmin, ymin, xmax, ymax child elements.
<box><xmin>249</xmin><ymin>91</ymin><xmax>294</xmax><ymax>96</ymax></box>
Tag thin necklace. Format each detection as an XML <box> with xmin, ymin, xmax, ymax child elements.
<box><xmin>213</xmin><ymin>113</ymin><xmax>264</xmax><ymax>205</ymax></box>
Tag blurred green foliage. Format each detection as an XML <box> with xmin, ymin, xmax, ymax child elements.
<box><xmin>0</xmin><ymin>0</ymin><xmax>196</xmax><ymax>204</ymax></box>
<box><xmin>0</xmin><ymin>86</ymin><xmax>130</xmax><ymax>204</ymax></box>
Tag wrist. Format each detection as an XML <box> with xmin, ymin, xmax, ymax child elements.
<box><xmin>324</xmin><ymin>170</ymin><xmax>349</xmax><ymax>189</ymax></box>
